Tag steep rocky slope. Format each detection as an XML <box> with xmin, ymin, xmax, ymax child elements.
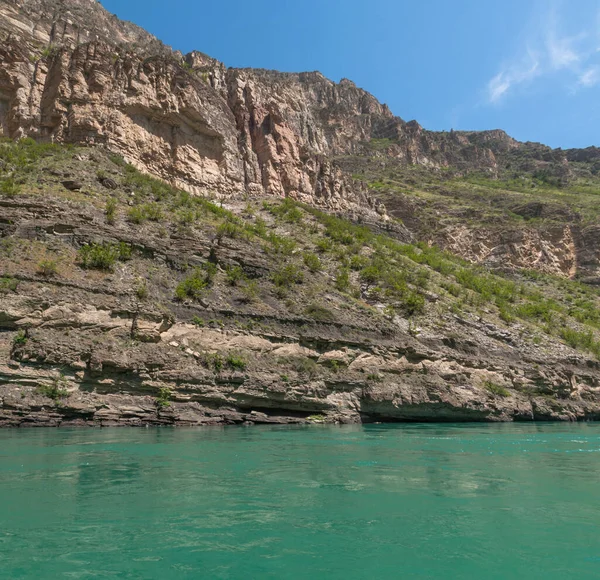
<box><xmin>3</xmin><ymin>0</ymin><xmax>600</xmax><ymax>282</ymax></box>
<box><xmin>339</xmin><ymin>138</ymin><xmax>600</xmax><ymax>280</ymax></box>
<box><xmin>2</xmin><ymin>0</ymin><xmax>600</xmax><ymax>426</ymax></box>
<box><xmin>2</xmin><ymin>140</ymin><xmax>600</xmax><ymax>426</ymax></box>
<box><xmin>0</xmin><ymin>0</ymin><xmax>381</xmax><ymax>209</ymax></box>
<box><xmin>2</xmin><ymin>0</ymin><xmax>598</xmax><ymax>216</ymax></box>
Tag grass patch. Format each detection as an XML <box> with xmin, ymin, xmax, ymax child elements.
<box><xmin>155</xmin><ymin>387</ymin><xmax>172</xmax><ymax>409</ymax></box>
<box><xmin>135</xmin><ymin>279</ymin><xmax>149</xmax><ymax>300</ymax></box>
<box><xmin>240</xmin><ymin>280</ymin><xmax>259</xmax><ymax>303</ymax></box>
<box><xmin>175</xmin><ymin>268</ymin><xmax>210</xmax><ymax>301</ymax></box>
<box><xmin>37</xmin><ymin>259</ymin><xmax>58</xmax><ymax>277</ymax></box>
<box><xmin>226</xmin><ymin>353</ymin><xmax>247</xmax><ymax>371</ymax></box>
<box><xmin>305</xmin><ymin>303</ymin><xmax>335</xmax><ymax>322</ymax></box>
<box><xmin>484</xmin><ymin>381</ymin><xmax>511</xmax><ymax>398</ymax></box>
<box><xmin>303</xmin><ymin>252</ymin><xmax>322</xmax><ymax>272</ymax></box>
<box><xmin>0</xmin><ymin>277</ymin><xmax>19</xmax><ymax>293</ymax></box>
<box><xmin>225</xmin><ymin>265</ymin><xmax>246</xmax><ymax>286</ymax></box>
<box><xmin>307</xmin><ymin>414</ymin><xmax>326</xmax><ymax>422</ymax></box>
<box><xmin>38</xmin><ymin>375</ymin><xmax>69</xmax><ymax>401</ymax></box>
<box><xmin>216</xmin><ymin>218</ymin><xmax>248</xmax><ymax>241</ymax></box>
<box><xmin>126</xmin><ymin>203</ymin><xmax>164</xmax><ymax>223</ymax></box>
<box><xmin>266</xmin><ymin>233</ymin><xmax>297</xmax><ymax>256</ymax></box>
<box><xmin>12</xmin><ymin>330</ymin><xmax>28</xmax><ymax>347</ymax></box>
<box><xmin>105</xmin><ymin>198</ymin><xmax>117</xmax><ymax>224</ymax></box>
<box><xmin>78</xmin><ymin>242</ymin><xmax>132</xmax><ymax>270</ymax></box>
<box><xmin>199</xmin><ymin>352</ymin><xmax>224</xmax><ymax>372</ymax></box>
<box><xmin>264</xmin><ymin>198</ymin><xmax>304</xmax><ymax>224</ymax></box>
<box><xmin>0</xmin><ymin>177</ymin><xmax>20</xmax><ymax>197</ymax></box>
<box><xmin>560</xmin><ymin>328</ymin><xmax>600</xmax><ymax>358</ymax></box>
<box><xmin>272</xmin><ymin>263</ymin><xmax>304</xmax><ymax>288</ymax></box>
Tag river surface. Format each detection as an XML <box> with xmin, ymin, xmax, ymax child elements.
<box><xmin>1</xmin><ymin>424</ymin><xmax>600</xmax><ymax>578</ymax></box>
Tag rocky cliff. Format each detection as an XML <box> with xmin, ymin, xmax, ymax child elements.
<box><xmin>3</xmin><ymin>0</ymin><xmax>600</xmax><ymax>284</ymax></box>
<box><xmin>1</xmin><ymin>140</ymin><xmax>600</xmax><ymax>426</ymax></box>
<box><xmin>1</xmin><ymin>0</ymin><xmax>589</xmax><ymax>215</ymax></box>
<box><xmin>2</xmin><ymin>0</ymin><xmax>600</xmax><ymax>426</ymax></box>
<box><xmin>0</xmin><ymin>0</ymin><xmax>383</xmax><ymax>210</ymax></box>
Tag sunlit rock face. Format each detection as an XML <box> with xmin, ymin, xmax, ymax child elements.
<box><xmin>0</xmin><ymin>0</ymin><xmax>504</xmax><ymax>212</ymax></box>
<box><xmin>2</xmin><ymin>0</ymin><xmax>600</xmax><ymax>280</ymax></box>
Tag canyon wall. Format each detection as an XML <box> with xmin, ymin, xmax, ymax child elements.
<box><xmin>1</xmin><ymin>0</ymin><xmax>600</xmax><ymax>280</ymax></box>
<box><xmin>0</xmin><ymin>0</ymin><xmax>511</xmax><ymax>212</ymax></box>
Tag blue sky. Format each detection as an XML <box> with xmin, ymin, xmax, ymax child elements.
<box><xmin>100</xmin><ymin>0</ymin><xmax>600</xmax><ymax>149</ymax></box>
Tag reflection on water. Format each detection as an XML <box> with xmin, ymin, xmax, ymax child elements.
<box><xmin>1</xmin><ymin>424</ymin><xmax>600</xmax><ymax>578</ymax></box>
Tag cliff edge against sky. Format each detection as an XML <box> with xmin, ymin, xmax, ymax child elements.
<box><xmin>2</xmin><ymin>0</ymin><xmax>600</xmax><ymax>426</ymax></box>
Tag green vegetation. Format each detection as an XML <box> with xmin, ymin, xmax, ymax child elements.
<box><xmin>225</xmin><ymin>265</ymin><xmax>246</xmax><ymax>286</ymax></box>
<box><xmin>105</xmin><ymin>198</ymin><xmax>117</xmax><ymax>224</ymax></box>
<box><xmin>334</xmin><ymin>268</ymin><xmax>351</xmax><ymax>292</ymax></box>
<box><xmin>216</xmin><ymin>218</ymin><xmax>247</xmax><ymax>240</ymax></box>
<box><xmin>200</xmin><ymin>352</ymin><xmax>224</xmax><ymax>372</ymax></box>
<box><xmin>155</xmin><ymin>387</ymin><xmax>172</xmax><ymax>409</ymax></box>
<box><xmin>37</xmin><ymin>259</ymin><xmax>58</xmax><ymax>277</ymax></box>
<box><xmin>78</xmin><ymin>242</ymin><xmax>132</xmax><ymax>270</ymax></box>
<box><xmin>266</xmin><ymin>233</ymin><xmax>296</xmax><ymax>256</ymax></box>
<box><xmin>272</xmin><ymin>264</ymin><xmax>304</xmax><ymax>289</ymax></box>
<box><xmin>286</xmin><ymin>356</ymin><xmax>319</xmax><ymax>378</ymax></box>
<box><xmin>135</xmin><ymin>279</ymin><xmax>149</xmax><ymax>300</ymax></box>
<box><xmin>0</xmin><ymin>177</ymin><xmax>20</xmax><ymax>197</ymax></box>
<box><xmin>484</xmin><ymin>381</ymin><xmax>511</xmax><ymax>398</ymax></box>
<box><xmin>121</xmin><ymin>162</ymin><xmax>174</xmax><ymax>201</ymax></box>
<box><xmin>367</xmin><ymin>138</ymin><xmax>396</xmax><ymax>151</ymax></box>
<box><xmin>315</xmin><ymin>237</ymin><xmax>333</xmax><ymax>253</ymax></box>
<box><xmin>305</xmin><ymin>303</ymin><xmax>335</xmax><ymax>322</ymax></box>
<box><xmin>38</xmin><ymin>375</ymin><xmax>69</xmax><ymax>400</ymax></box>
<box><xmin>40</xmin><ymin>45</ymin><xmax>58</xmax><ymax>60</ymax></box>
<box><xmin>3</xmin><ymin>137</ymin><xmax>600</xmax><ymax>372</ymax></box>
<box><xmin>126</xmin><ymin>206</ymin><xmax>146</xmax><ymax>224</ymax></box>
<box><xmin>175</xmin><ymin>267</ymin><xmax>210</xmax><ymax>301</ymax></box>
<box><xmin>0</xmin><ymin>138</ymin><xmax>63</xmax><ymax>173</ymax></box>
<box><xmin>127</xmin><ymin>202</ymin><xmax>164</xmax><ymax>223</ymax></box>
<box><xmin>307</xmin><ymin>414</ymin><xmax>326</xmax><ymax>422</ymax></box>
<box><xmin>0</xmin><ymin>138</ymin><xmax>70</xmax><ymax>196</ymax></box>
<box><xmin>264</xmin><ymin>198</ymin><xmax>304</xmax><ymax>224</ymax></box>
<box><xmin>0</xmin><ymin>277</ymin><xmax>19</xmax><ymax>293</ymax></box>
<box><xmin>303</xmin><ymin>252</ymin><xmax>322</xmax><ymax>272</ymax></box>
<box><xmin>354</xmin><ymin>143</ymin><xmax>600</xmax><ymax>232</ymax></box>
<box><xmin>226</xmin><ymin>353</ymin><xmax>247</xmax><ymax>371</ymax></box>
<box><xmin>12</xmin><ymin>330</ymin><xmax>28</xmax><ymax>347</ymax></box>
<box><xmin>240</xmin><ymin>280</ymin><xmax>259</xmax><ymax>303</ymax></box>
<box><xmin>325</xmin><ymin>359</ymin><xmax>345</xmax><ymax>373</ymax></box>
<box><xmin>560</xmin><ymin>328</ymin><xmax>600</xmax><ymax>358</ymax></box>
<box><xmin>175</xmin><ymin>208</ymin><xmax>195</xmax><ymax>226</ymax></box>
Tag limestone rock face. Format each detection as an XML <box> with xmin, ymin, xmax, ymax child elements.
<box><xmin>1</xmin><ymin>0</ymin><xmax>167</xmax><ymax>51</ymax></box>
<box><xmin>0</xmin><ymin>0</ymin><xmax>381</xmax><ymax>210</ymax></box>
<box><xmin>0</xmin><ymin>0</ymin><xmax>599</xmax><ymax>280</ymax></box>
<box><xmin>0</xmin><ymin>37</ymin><xmax>247</xmax><ymax>196</ymax></box>
<box><xmin>436</xmin><ymin>224</ymin><xmax>579</xmax><ymax>278</ymax></box>
<box><xmin>1</xmin><ymin>179</ymin><xmax>599</xmax><ymax>427</ymax></box>
<box><xmin>0</xmin><ymin>0</ymin><xmax>507</xmax><ymax>211</ymax></box>
<box><xmin>225</xmin><ymin>70</ymin><xmax>381</xmax><ymax>207</ymax></box>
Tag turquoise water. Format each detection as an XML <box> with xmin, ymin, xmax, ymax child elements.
<box><xmin>1</xmin><ymin>425</ymin><xmax>600</xmax><ymax>579</ymax></box>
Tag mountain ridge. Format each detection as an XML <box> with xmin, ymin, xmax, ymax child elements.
<box><xmin>2</xmin><ymin>0</ymin><xmax>597</xmax><ymax>214</ymax></box>
<box><xmin>3</xmin><ymin>0</ymin><xmax>600</xmax><ymax>427</ymax></box>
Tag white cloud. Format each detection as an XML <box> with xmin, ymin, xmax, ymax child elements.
<box><xmin>580</xmin><ymin>66</ymin><xmax>600</xmax><ymax>87</ymax></box>
<box><xmin>545</xmin><ymin>4</ymin><xmax>583</xmax><ymax>70</ymax></box>
<box><xmin>488</xmin><ymin>73</ymin><xmax>511</xmax><ymax>103</ymax></box>
<box><xmin>546</xmin><ymin>35</ymin><xmax>581</xmax><ymax>70</ymax></box>
<box><xmin>485</xmin><ymin>2</ymin><xmax>599</xmax><ymax>103</ymax></box>
<box><xmin>487</xmin><ymin>54</ymin><xmax>540</xmax><ymax>104</ymax></box>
